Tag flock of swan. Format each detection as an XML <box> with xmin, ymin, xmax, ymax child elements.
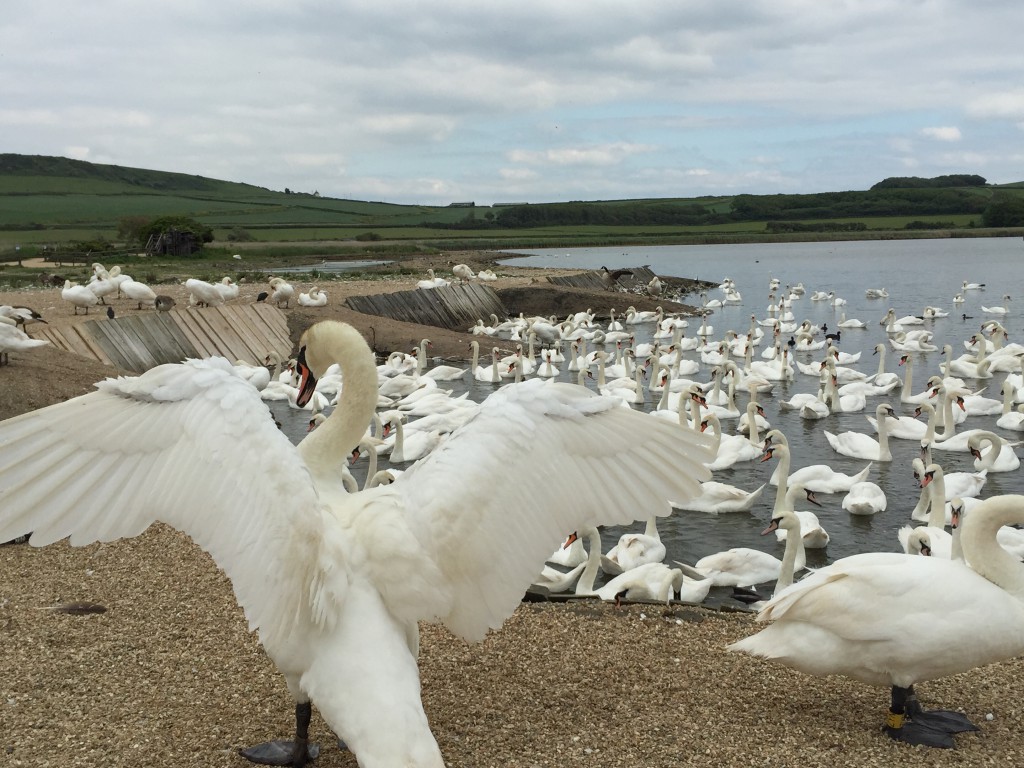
<box><xmin>3</xmin><ymin>263</ymin><xmax>1024</xmax><ymax>761</ymax></box>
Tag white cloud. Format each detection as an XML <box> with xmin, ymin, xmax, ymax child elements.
<box><xmin>2</xmin><ymin>0</ymin><xmax>1023</xmax><ymax>203</ymax></box>
<box><xmin>507</xmin><ymin>143</ymin><xmax>656</xmax><ymax>167</ymax></box>
<box><xmin>921</xmin><ymin>126</ymin><xmax>962</xmax><ymax>142</ymax></box>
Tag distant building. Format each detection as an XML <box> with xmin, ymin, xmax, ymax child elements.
<box><xmin>448</xmin><ymin>201</ymin><xmax>476</xmax><ymax>207</ymax></box>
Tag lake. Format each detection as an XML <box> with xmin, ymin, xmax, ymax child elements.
<box><xmin>278</xmin><ymin>237</ymin><xmax>1024</xmax><ymax>604</ymax></box>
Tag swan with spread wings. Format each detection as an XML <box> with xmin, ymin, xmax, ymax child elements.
<box><xmin>0</xmin><ymin>320</ymin><xmax>712</xmax><ymax>768</ymax></box>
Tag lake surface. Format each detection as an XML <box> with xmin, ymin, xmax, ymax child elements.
<box><xmin>278</xmin><ymin>237</ymin><xmax>1024</xmax><ymax>604</ymax></box>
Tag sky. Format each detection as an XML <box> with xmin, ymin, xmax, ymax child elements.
<box><xmin>3</xmin><ymin>1</ymin><xmax>1023</xmax><ymax>206</ymax></box>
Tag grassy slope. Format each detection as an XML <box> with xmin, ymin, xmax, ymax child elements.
<box><xmin>1</xmin><ymin>154</ymin><xmax>1022</xmax><ymax>252</ymax></box>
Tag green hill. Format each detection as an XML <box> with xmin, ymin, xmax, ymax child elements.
<box><xmin>1</xmin><ymin>154</ymin><xmax>1023</xmax><ymax>252</ymax></box>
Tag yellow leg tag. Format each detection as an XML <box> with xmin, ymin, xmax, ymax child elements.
<box><xmin>886</xmin><ymin>711</ymin><xmax>905</xmax><ymax>729</ymax></box>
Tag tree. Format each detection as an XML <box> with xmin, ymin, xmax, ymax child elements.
<box><xmin>981</xmin><ymin>197</ymin><xmax>1024</xmax><ymax>227</ymax></box>
<box><xmin>118</xmin><ymin>215</ymin><xmax>153</xmax><ymax>244</ymax></box>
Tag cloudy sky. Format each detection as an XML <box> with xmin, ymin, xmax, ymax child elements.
<box><xmin>3</xmin><ymin>1</ymin><xmax>1023</xmax><ymax>205</ymax></box>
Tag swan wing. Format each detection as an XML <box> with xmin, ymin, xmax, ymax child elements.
<box><xmin>0</xmin><ymin>358</ymin><xmax>328</xmax><ymax>648</ymax></box>
<box><xmin>393</xmin><ymin>378</ymin><xmax>713</xmax><ymax>640</ymax></box>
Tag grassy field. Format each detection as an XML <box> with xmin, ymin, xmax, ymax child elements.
<box><xmin>2</xmin><ymin>154</ymin><xmax>1023</xmax><ymax>262</ymax></box>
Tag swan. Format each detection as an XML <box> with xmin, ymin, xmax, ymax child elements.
<box><xmin>298</xmin><ymin>286</ymin><xmax>329</xmax><ymax>307</ymax></box>
<box><xmin>770</xmin><ymin>486</ymin><xmax>829</xmax><ymax>549</ymax></box>
<box><xmin>570</xmin><ymin>527</ymin><xmax>688</xmax><ymax>604</ymax></box>
<box><xmin>673</xmin><ymin>481</ymin><xmax>766</xmax><ymax>514</ymax></box>
<box><xmin>981</xmin><ymin>294</ymin><xmax>1011</xmax><ymax>315</ymax></box>
<box><xmin>867</xmin><ymin>401</ymin><xmax>930</xmax><ymax>441</ymax></box>
<box><xmin>693</xmin><ymin>496</ymin><xmax>808</xmax><ymax>589</ymax></box>
<box><xmin>184</xmin><ymin>278</ymin><xmax>225</xmax><ymax>307</ymax></box>
<box><xmin>899</xmin><ymin>466</ymin><xmax>954</xmax><ymax>558</ymax></box>
<box><xmin>823</xmin><ymin>403</ymin><xmax>895</xmax><ymax>461</ymax></box>
<box><xmin>968</xmin><ymin>431</ymin><xmax>1021</xmax><ymax>472</ymax></box>
<box><xmin>601</xmin><ymin>516</ymin><xmax>666</xmax><ymax>576</ymax></box>
<box><xmin>61</xmin><ymin>279</ymin><xmax>100</xmax><ymax>314</ymax></box>
<box><xmin>730</xmin><ymin>494</ymin><xmax>1024</xmax><ymax>748</ymax></box>
<box><xmin>470</xmin><ymin>341</ymin><xmax>502</xmax><ymax>384</ymax></box>
<box><xmin>0</xmin><ymin>323</ymin><xmax>49</xmax><ymax>365</ymax></box>
<box><xmin>416</xmin><ymin>268</ymin><xmax>449</xmax><ymax>289</ymax></box>
<box><xmin>841</xmin><ymin>481</ymin><xmax>887</xmax><ymax>515</ymax></box>
<box><xmin>267</xmin><ymin>277</ymin><xmax>295</xmax><ymax>308</ymax></box>
<box><xmin>837</xmin><ymin>312</ymin><xmax>867</xmax><ymax>329</ymax></box>
<box><xmin>998</xmin><ymin>402</ymin><xmax>1024</xmax><ymax>432</ymax></box>
<box><xmin>699</xmin><ymin>412</ymin><xmax>763</xmax><ymax>471</ymax></box>
<box><xmin>117</xmin><ymin>277</ymin><xmax>157</xmax><ymax>309</ymax></box>
<box><xmin>0</xmin><ymin>319</ymin><xmax>715</xmax><ymax>767</ymax></box>
<box><xmin>920</xmin><ymin>461</ymin><xmax>987</xmax><ymax>501</ymax></box>
<box><xmin>763</xmin><ymin>437</ymin><xmax>873</xmax><ymax>494</ymax></box>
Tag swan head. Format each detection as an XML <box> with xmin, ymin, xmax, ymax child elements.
<box><xmin>295</xmin><ymin>320</ymin><xmax>372</xmax><ymax>407</ymax></box>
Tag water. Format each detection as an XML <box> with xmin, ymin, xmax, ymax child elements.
<box><xmin>276</xmin><ymin>237</ymin><xmax>1024</xmax><ymax>602</ymax></box>
<box><xmin>269</xmin><ymin>259</ymin><xmax>392</xmax><ymax>274</ymax></box>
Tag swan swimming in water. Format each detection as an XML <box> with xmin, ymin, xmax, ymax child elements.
<box><xmin>730</xmin><ymin>494</ymin><xmax>1024</xmax><ymax>748</ymax></box>
<box><xmin>0</xmin><ymin>320</ymin><xmax>714</xmax><ymax>768</ymax></box>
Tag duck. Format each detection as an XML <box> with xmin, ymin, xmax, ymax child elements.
<box><xmin>730</xmin><ymin>494</ymin><xmax>1024</xmax><ymax>749</ymax></box>
<box><xmin>0</xmin><ymin>319</ymin><xmax>714</xmax><ymax>767</ymax></box>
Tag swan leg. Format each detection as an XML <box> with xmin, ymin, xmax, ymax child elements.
<box><xmin>905</xmin><ymin>686</ymin><xmax>980</xmax><ymax>735</ymax></box>
<box><xmin>239</xmin><ymin>702</ymin><xmax>321</xmax><ymax>767</ymax></box>
<box><xmin>883</xmin><ymin>686</ymin><xmax>956</xmax><ymax>749</ymax></box>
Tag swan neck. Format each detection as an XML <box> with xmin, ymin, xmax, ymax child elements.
<box><xmin>774</xmin><ymin>521</ymin><xmax>804</xmax><ymax>596</ymax></box>
<box><xmin>575</xmin><ymin>527</ymin><xmax>604</xmax><ymax>595</ymax></box>
<box><xmin>298</xmin><ymin>323</ymin><xmax>379</xmax><ymax>478</ymax></box>
<box><xmin>961</xmin><ymin>495</ymin><xmax>1024</xmax><ymax>598</ymax></box>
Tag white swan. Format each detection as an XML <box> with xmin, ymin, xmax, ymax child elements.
<box><xmin>0</xmin><ymin>323</ymin><xmax>49</xmax><ymax>365</ymax></box>
<box><xmin>823</xmin><ymin>403</ymin><xmax>894</xmax><ymax>461</ymax></box>
<box><xmin>185</xmin><ymin>277</ymin><xmax>226</xmax><ymax>307</ymax></box>
<box><xmin>61</xmin><ymin>279</ymin><xmax>100</xmax><ymax>314</ymax></box>
<box><xmin>968</xmin><ymin>431</ymin><xmax>1021</xmax><ymax>472</ymax></box>
<box><xmin>730</xmin><ymin>494</ymin><xmax>1024</xmax><ymax>748</ymax></box>
<box><xmin>763</xmin><ymin>436</ymin><xmax>873</xmax><ymax>494</ymax></box>
<box><xmin>267</xmin><ymin>277</ymin><xmax>295</xmax><ymax>308</ymax></box>
<box><xmin>693</xmin><ymin>497</ymin><xmax>807</xmax><ymax>588</ymax></box>
<box><xmin>841</xmin><ymin>481</ymin><xmax>887</xmax><ymax>515</ymax></box>
<box><xmin>0</xmin><ymin>319</ymin><xmax>714</xmax><ymax>767</ymax></box>
<box><xmin>673</xmin><ymin>480</ymin><xmax>766</xmax><ymax>514</ymax></box>
<box><xmin>298</xmin><ymin>286</ymin><xmax>328</xmax><ymax>307</ymax></box>
<box><xmin>981</xmin><ymin>294</ymin><xmax>1011</xmax><ymax>315</ymax></box>
<box><xmin>600</xmin><ymin>516</ymin><xmax>666</xmax><ymax>575</ymax></box>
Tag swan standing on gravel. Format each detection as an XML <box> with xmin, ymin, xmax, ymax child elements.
<box><xmin>268</xmin><ymin>277</ymin><xmax>296</xmax><ymax>308</ymax></box>
<box><xmin>0</xmin><ymin>319</ymin><xmax>714</xmax><ymax>768</ymax></box>
<box><xmin>0</xmin><ymin>323</ymin><xmax>49</xmax><ymax>365</ymax></box>
<box><xmin>730</xmin><ymin>494</ymin><xmax>1024</xmax><ymax>748</ymax></box>
<box><xmin>61</xmin><ymin>279</ymin><xmax>100</xmax><ymax>314</ymax></box>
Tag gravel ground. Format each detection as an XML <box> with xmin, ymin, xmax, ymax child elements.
<box><xmin>2</xmin><ymin>254</ymin><xmax>1023</xmax><ymax>767</ymax></box>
